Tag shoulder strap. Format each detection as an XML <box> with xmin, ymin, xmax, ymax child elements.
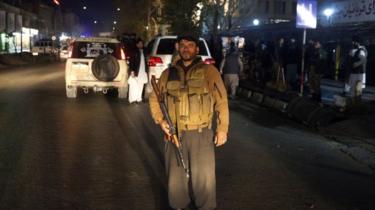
<box><xmin>354</xmin><ymin>48</ymin><xmax>363</xmax><ymax>58</ymax></box>
<box><xmin>168</xmin><ymin>66</ymin><xmax>180</xmax><ymax>81</ymax></box>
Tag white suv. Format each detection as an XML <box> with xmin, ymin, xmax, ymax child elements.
<box><xmin>65</xmin><ymin>37</ymin><xmax>128</xmax><ymax>99</ymax></box>
<box><xmin>145</xmin><ymin>35</ymin><xmax>215</xmax><ymax>95</ymax></box>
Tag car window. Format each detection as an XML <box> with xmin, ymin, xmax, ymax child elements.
<box><xmin>34</xmin><ymin>41</ymin><xmax>53</xmax><ymax>47</ymax></box>
<box><xmin>145</xmin><ymin>39</ymin><xmax>155</xmax><ymax>55</ymax></box>
<box><xmin>156</xmin><ymin>39</ymin><xmax>175</xmax><ymax>55</ymax></box>
<box><xmin>156</xmin><ymin>38</ymin><xmax>208</xmax><ymax>56</ymax></box>
<box><xmin>198</xmin><ymin>41</ymin><xmax>208</xmax><ymax>56</ymax></box>
<box><xmin>72</xmin><ymin>42</ymin><xmax>120</xmax><ymax>59</ymax></box>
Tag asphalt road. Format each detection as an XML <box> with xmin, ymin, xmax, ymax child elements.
<box><xmin>0</xmin><ymin>62</ymin><xmax>374</xmax><ymax>210</ymax></box>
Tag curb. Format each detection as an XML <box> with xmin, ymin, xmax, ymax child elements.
<box><xmin>237</xmin><ymin>84</ymin><xmax>338</xmax><ymax>128</ymax></box>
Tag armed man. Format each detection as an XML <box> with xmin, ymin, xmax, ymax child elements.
<box><xmin>149</xmin><ymin>34</ymin><xmax>229</xmax><ymax>210</ymax></box>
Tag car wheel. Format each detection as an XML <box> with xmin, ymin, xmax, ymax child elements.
<box><xmin>66</xmin><ymin>86</ymin><xmax>77</xmax><ymax>98</ymax></box>
<box><xmin>92</xmin><ymin>54</ymin><xmax>120</xmax><ymax>82</ymax></box>
<box><xmin>118</xmin><ymin>86</ymin><xmax>128</xmax><ymax>99</ymax></box>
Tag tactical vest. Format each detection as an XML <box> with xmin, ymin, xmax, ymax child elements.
<box><xmin>164</xmin><ymin>64</ymin><xmax>214</xmax><ymax>131</ymax></box>
<box><xmin>351</xmin><ymin>48</ymin><xmax>365</xmax><ymax>74</ymax></box>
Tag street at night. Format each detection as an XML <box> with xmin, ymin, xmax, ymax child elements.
<box><xmin>0</xmin><ymin>63</ymin><xmax>374</xmax><ymax>209</ymax></box>
<box><xmin>1</xmin><ymin>0</ymin><xmax>375</xmax><ymax>209</ymax></box>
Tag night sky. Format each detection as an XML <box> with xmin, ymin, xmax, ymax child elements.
<box><xmin>59</xmin><ymin>0</ymin><xmax>119</xmax><ymax>33</ymax></box>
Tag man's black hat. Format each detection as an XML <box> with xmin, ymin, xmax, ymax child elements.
<box><xmin>177</xmin><ymin>33</ymin><xmax>199</xmax><ymax>45</ymax></box>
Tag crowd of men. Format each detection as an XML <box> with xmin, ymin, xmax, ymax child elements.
<box><xmin>223</xmin><ymin>35</ymin><xmax>369</xmax><ymax>102</ymax></box>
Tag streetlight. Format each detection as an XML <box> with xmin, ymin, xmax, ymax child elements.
<box><xmin>253</xmin><ymin>19</ymin><xmax>260</xmax><ymax>26</ymax></box>
<box><xmin>323</xmin><ymin>8</ymin><xmax>334</xmax><ymax>17</ymax></box>
<box><xmin>113</xmin><ymin>21</ymin><xmax>117</xmax><ymax>25</ymax></box>
<box><xmin>94</xmin><ymin>20</ymin><xmax>98</xmax><ymax>24</ymax></box>
<box><xmin>323</xmin><ymin>8</ymin><xmax>334</xmax><ymax>25</ymax></box>
<box><xmin>117</xmin><ymin>7</ymin><xmax>121</xmax><ymax>11</ymax></box>
<box><xmin>83</xmin><ymin>6</ymin><xmax>87</xmax><ymax>10</ymax></box>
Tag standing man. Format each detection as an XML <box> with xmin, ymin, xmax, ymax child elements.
<box><xmin>128</xmin><ymin>38</ymin><xmax>148</xmax><ymax>103</ymax></box>
<box><xmin>347</xmin><ymin>35</ymin><xmax>368</xmax><ymax>100</ymax></box>
<box><xmin>220</xmin><ymin>42</ymin><xmax>243</xmax><ymax>99</ymax></box>
<box><xmin>149</xmin><ymin>34</ymin><xmax>229</xmax><ymax>210</ymax></box>
<box><xmin>285</xmin><ymin>38</ymin><xmax>300</xmax><ymax>90</ymax></box>
<box><xmin>307</xmin><ymin>40</ymin><xmax>326</xmax><ymax>102</ymax></box>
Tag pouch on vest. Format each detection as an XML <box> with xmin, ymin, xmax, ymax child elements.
<box><xmin>166</xmin><ymin>80</ymin><xmax>180</xmax><ymax>124</ymax></box>
<box><xmin>185</xmin><ymin>68</ymin><xmax>213</xmax><ymax>125</ymax></box>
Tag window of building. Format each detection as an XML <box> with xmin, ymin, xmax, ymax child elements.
<box><xmin>274</xmin><ymin>1</ymin><xmax>286</xmax><ymax>15</ymax></box>
<box><xmin>265</xmin><ymin>1</ymin><xmax>270</xmax><ymax>14</ymax></box>
<box><xmin>292</xmin><ymin>1</ymin><xmax>297</xmax><ymax>15</ymax></box>
<box><xmin>282</xmin><ymin>1</ymin><xmax>286</xmax><ymax>14</ymax></box>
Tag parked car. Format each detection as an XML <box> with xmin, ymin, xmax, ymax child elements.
<box><xmin>65</xmin><ymin>37</ymin><xmax>128</xmax><ymax>99</ymax></box>
<box><xmin>144</xmin><ymin>35</ymin><xmax>215</xmax><ymax>96</ymax></box>
<box><xmin>32</xmin><ymin>39</ymin><xmax>56</xmax><ymax>56</ymax></box>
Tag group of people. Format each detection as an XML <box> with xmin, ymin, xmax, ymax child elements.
<box><xmin>130</xmin><ymin>33</ymin><xmax>368</xmax><ymax>210</ymax></box>
<box><xmin>240</xmin><ymin>35</ymin><xmax>368</xmax><ymax>102</ymax></box>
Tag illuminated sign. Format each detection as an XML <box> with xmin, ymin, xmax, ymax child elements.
<box><xmin>296</xmin><ymin>0</ymin><xmax>317</xmax><ymax>29</ymax></box>
<box><xmin>331</xmin><ymin>0</ymin><xmax>375</xmax><ymax>24</ymax></box>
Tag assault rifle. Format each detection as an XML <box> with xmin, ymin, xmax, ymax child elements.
<box><xmin>151</xmin><ymin>75</ymin><xmax>189</xmax><ymax>178</ymax></box>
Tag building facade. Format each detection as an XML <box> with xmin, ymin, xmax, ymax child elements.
<box><xmin>0</xmin><ymin>0</ymin><xmax>80</xmax><ymax>53</ymax></box>
<box><xmin>231</xmin><ymin>0</ymin><xmax>297</xmax><ymax>28</ymax></box>
<box><xmin>0</xmin><ymin>2</ymin><xmax>39</xmax><ymax>53</ymax></box>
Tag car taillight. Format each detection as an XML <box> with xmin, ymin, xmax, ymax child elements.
<box><xmin>148</xmin><ymin>56</ymin><xmax>163</xmax><ymax>67</ymax></box>
<box><xmin>121</xmin><ymin>49</ymin><xmax>126</xmax><ymax>60</ymax></box>
<box><xmin>204</xmin><ymin>58</ymin><xmax>215</xmax><ymax>65</ymax></box>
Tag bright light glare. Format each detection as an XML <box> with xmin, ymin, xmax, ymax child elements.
<box><xmin>253</xmin><ymin>19</ymin><xmax>260</xmax><ymax>26</ymax></box>
<box><xmin>297</xmin><ymin>4</ymin><xmax>317</xmax><ymax>28</ymax></box>
<box><xmin>60</xmin><ymin>34</ymin><xmax>70</xmax><ymax>41</ymax></box>
<box><xmin>323</xmin><ymin>8</ymin><xmax>334</xmax><ymax>17</ymax></box>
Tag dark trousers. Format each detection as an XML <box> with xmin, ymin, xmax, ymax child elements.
<box><xmin>308</xmin><ymin>66</ymin><xmax>322</xmax><ymax>102</ymax></box>
<box><xmin>165</xmin><ymin>128</ymin><xmax>216</xmax><ymax>210</ymax></box>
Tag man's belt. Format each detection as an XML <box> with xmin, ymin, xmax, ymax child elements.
<box><xmin>180</xmin><ymin>122</ymin><xmax>211</xmax><ymax>132</ymax></box>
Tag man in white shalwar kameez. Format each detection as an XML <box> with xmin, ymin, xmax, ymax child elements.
<box><xmin>128</xmin><ymin>39</ymin><xmax>148</xmax><ymax>103</ymax></box>
<box><xmin>344</xmin><ymin>36</ymin><xmax>367</xmax><ymax>100</ymax></box>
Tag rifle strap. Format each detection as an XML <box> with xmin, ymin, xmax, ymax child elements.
<box><xmin>175</xmin><ymin>90</ymin><xmax>182</xmax><ymax>142</ymax></box>
<box><xmin>167</xmin><ymin>66</ymin><xmax>182</xmax><ymax>138</ymax></box>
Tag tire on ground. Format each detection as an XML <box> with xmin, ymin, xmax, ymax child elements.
<box><xmin>92</xmin><ymin>54</ymin><xmax>120</xmax><ymax>82</ymax></box>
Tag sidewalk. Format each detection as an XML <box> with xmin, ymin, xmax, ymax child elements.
<box><xmin>321</xmin><ymin>79</ymin><xmax>375</xmax><ymax>102</ymax></box>
<box><xmin>0</xmin><ymin>53</ymin><xmax>59</xmax><ymax>69</ymax></box>
<box><xmin>238</xmin><ymin>78</ymin><xmax>375</xmax><ymax>169</ymax></box>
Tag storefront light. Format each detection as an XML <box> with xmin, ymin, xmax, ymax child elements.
<box><xmin>60</xmin><ymin>33</ymin><xmax>70</xmax><ymax>41</ymax></box>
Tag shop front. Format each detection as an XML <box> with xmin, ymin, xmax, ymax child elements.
<box><xmin>0</xmin><ymin>27</ymin><xmax>38</xmax><ymax>53</ymax></box>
